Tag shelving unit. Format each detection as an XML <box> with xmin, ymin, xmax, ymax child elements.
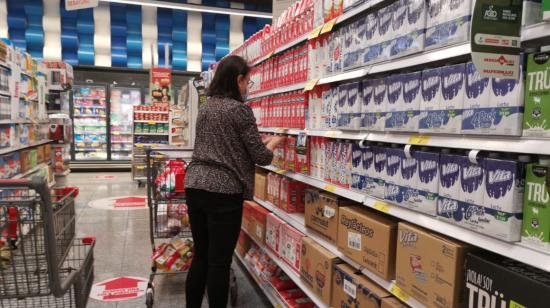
<box><xmin>0</xmin><ymin>139</ymin><xmax>51</xmax><ymax>156</ymax></box>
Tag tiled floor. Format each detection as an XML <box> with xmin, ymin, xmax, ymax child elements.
<box><xmin>70</xmin><ymin>172</ymin><xmax>269</xmax><ymax>308</ymax></box>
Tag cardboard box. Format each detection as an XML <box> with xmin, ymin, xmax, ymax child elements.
<box><xmin>396</xmin><ymin>222</ymin><xmax>469</xmax><ymax>308</ymax></box>
<box><xmin>280</xmin><ymin>224</ymin><xmax>304</xmax><ymax>274</ymax></box>
<box><xmin>337</xmin><ymin>206</ymin><xmax>397</xmax><ymax>280</ymax></box>
<box><xmin>250</xmin><ymin>203</ymin><xmax>271</xmax><ymax>245</ymax></box>
<box><xmin>300</xmin><ymin>237</ymin><xmax>340</xmax><ymax>306</ymax></box>
<box><xmin>332</xmin><ymin>263</ymin><xmax>392</xmax><ymax>308</ymax></box>
<box><xmin>305</xmin><ymin>191</ymin><xmax>354</xmax><ymax>242</ymax></box>
<box><xmin>242</xmin><ymin>201</ymin><xmax>254</xmax><ymax>235</ymax></box>
<box><xmin>254</xmin><ymin>171</ymin><xmax>268</xmax><ymax>200</ymax></box>
<box><xmin>382</xmin><ymin>297</ymin><xmax>409</xmax><ymax>308</ymax></box>
<box><xmin>465</xmin><ymin>251</ymin><xmax>550</xmax><ymax>308</ymax></box>
<box><xmin>267</xmin><ymin>173</ymin><xmax>283</xmax><ymax>206</ymax></box>
<box><xmin>236</xmin><ymin>231</ymin><xmax>251</xmax><ymax>257</ymax></box>
<box><xmin>265</xmin><ymin>213</ymin><xmax>286</xmax><ymax>256</ymax></box>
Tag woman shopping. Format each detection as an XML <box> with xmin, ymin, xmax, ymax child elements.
<box><xmin>184</xmin><ymin>55</ymin><xmax>285</xmax><ymax>308</ymax></box>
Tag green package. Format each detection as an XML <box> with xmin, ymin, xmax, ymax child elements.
<box><xmin>523</xmin><ymin>52</ymin><xmax>550</xmax><ymax>137</ymax></box>
<box><xmin>522</xmin><ymin>163</ymin><xmax>550</xmax><ymax>252</ymax></box>
<box><xmin>544</xmin><ymin>0</ymin><xmax>550</xmax><ymax>21</ymax></box>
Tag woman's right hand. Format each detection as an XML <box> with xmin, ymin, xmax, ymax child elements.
<box><xmin>266</xmin><ymin>135</ymin><xmax>286</xmax><ymax>151</ymax></box>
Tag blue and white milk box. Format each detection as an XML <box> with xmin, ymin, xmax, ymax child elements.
<box><xmin>343</xmin><ymin>23</ymin><xmax>355</xmax><ymax>69</ymax></box>
<box><xmin>377</xmin><ymin>5</ymin><xmax>395</xmax><ymax>60</ymax></box>
<box><xmin>337</xmin><ymin>84</ymin><xmax>349</xmax><ymax>128</ymax></box>
<box><xmin>362</xmin><ymin>145</ymin><xmax>376</xmax><ymax>194</ymax></box>
<box><xmin>487</xmin><ymin>69</ymin><xmax>524</xmax><ymax>136</ymax></box>
<box><xmin>355</xmin><ymin>18</ymin><xmax>367</xmax><ymax>67</ymax></box>
<box><xmin>401</xmin><ymin>150</ymin><xmax>419</xmax><ymax>206</ymax></box>
<box><xmin>420</xmin><ymin>67</ymin><xmax>443</xmax><ymax>133</ymax></box>
<box><xmin>462</xmin><ymin>61</ymin><xmax>491</xmax><ymax>134</ymax></box>
<box><xmin>347</xmin><ymin>81</ymin><xmax>362</xmax><ymax>130</ymax></box>
<box><xmin>330</xmin><ymin>87</ymin><xmax>339</xmax><ymax>128</ymax></box>
<box><xmin>459</xmin><ymin>156</ymin><xmax>485</xmax><ymax>206</ymax></box>
<box><xmin>364</xmin><ymin>13</ymin><xmax>382</xmax><ymax>64</ymax></box>
<box><xmin>407</xmin><ymin>0</ymin><xmax>427</xmax><ymax>33</ymax></box>
<box><xmin>425</xmin><ymin>0</ymin><xmax>472</xmax><ymax>49</ymax></box>
<box><xmin>385</xmin><ymin>74</ymin><xmax>406</xmax><ymax>131</ymax></box>
<box><xmin>368</xmin><ymin>145</ymin><xmax>387</xmax><ymax>199</ymax></box>
<box><xmin>390</xmin><ymin>0</ymin><xmax>412</xmax><ymax>58</ymax></box>
<box><xmin>402</xmin><ymin>71</ymin><xmax>422</xmax><ymax>131</ymax></box>
<box><xmin>371</xmin><ymin>78</ymin><xmax>387</xmax><ymax>131</ymax></box>
<box><xmin>361</xmin><ymin>79</ymin><xmax>375</xmax><ymax>129</ymax></box>
<box><xmin>351</xmin><ymin>143</ymin><xmax>364</xmax><ymax>191</ymax></box>
<box><xmin>439</xmin><ymin>150</ymin><xmax>463</xmax><ymax>199</ymax></box>
<box><xmin>384</xmin><ymin>147</ymin><xmax>406</xmax><ymax>204</ymax></box>
<box><xmin>440</xmin><ymin>63</ymin><xmax>465</xmax><ymax>134</ymax></box>
<box><xmin>484</xmin><ymin>155</ymin><xmax>530</xmax><ymax>213</ymax></box>
<box><xmin>413</xmin><ymin>149</ymin><xmax>440</xmax><ymax>215</ymax></box>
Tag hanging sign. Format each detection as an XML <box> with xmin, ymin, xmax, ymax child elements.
<box><xmin>65</xmin><ymin>0</ymin><xmax>99</xmax><ymax>11</ymax></box>
<box><xmin>151</xmin><ymin>67</ymin><xmax>173</xmax><ymax>106</ymax></box>
<box><xmin>470</xmin><ymin>0</ymin><xmax>522</xmax><ymax>79</ymax></box>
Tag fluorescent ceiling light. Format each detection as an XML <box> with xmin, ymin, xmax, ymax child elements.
<box><xmin>99</xmin><ymin>0</ymin><xmax>272</xmax><ymax>19</ymax></box>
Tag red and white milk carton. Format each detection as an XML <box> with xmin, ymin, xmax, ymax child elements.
<box><xmin>280</xmin><ymin>224</ymin><xmax>305</xmax><ymax>273</ymax></box>
<box><xmin>265</xmin><ymin>213</ymin><xmax>286</xmax><ymax>256</ymax></box>
<box><xmin>279</xmin><ymin>177</ymin><xmax>307</xmax><ymax>213</ymax></box>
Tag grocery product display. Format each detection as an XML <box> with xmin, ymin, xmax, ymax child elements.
<box><xmin>72</xmin><ymin>85</ymin><xmax>108</xmax><ymax>161</ymax></box>
<box><xmin>110</xmin><ymin>87</ymin><xmax>142</xmax><ymax>160</ymax></box>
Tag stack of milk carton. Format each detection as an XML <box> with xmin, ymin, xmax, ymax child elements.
<box><xmin>437</xmin><ymin>151</ymin><xmax>529</xmax><ymax>242</ymax></box>
<box><xmin>336</xmin><ymin>82</ymin><xmax>363</xmax><ymax>130</ymax></box>
<box><xmin>360</xmin><ymin>78</ymin><xmax>387</xmax><ymax>131</ymax></box>
<box><xmin>350</xmin><ymin>143</ymin><xmax>387</xmax><ymax>200</ymax></box>
<box><xmin>385</xmin><ymin>72</ymin><xmax>422</xmax><ymax>131</ymax></box>
<box><xmin>389</xmin><ymin>0</ymin><xmax>427</xmax><ymax>59</ymax></box>
<box><xmin>462</xmin><ymin>61</ymin><xmax>524</xmax><ymax>136</ymax></box>
<box><xmin>425</xmin><ymin>0</ymin><xmax>472</xmax><ymax>49</ymax></box>
<box><xmin>314</xmin><ymin>139</ymin><xmax>353</xmax><ymax>188</ymax></box>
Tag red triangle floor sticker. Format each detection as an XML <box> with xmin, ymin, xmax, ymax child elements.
<box><xmin>90</xmin><ymin>276</ymin><xmax>148</xmax><ymax>302</ymax></box>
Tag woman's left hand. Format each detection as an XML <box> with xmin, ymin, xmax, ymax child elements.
<box><xmin>262</xmin><ymin>135</ymin><xmax>273</xmax><ymax>145</ymax></box>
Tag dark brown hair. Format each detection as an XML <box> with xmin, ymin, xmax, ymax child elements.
<box><xmin>206</xmin><ymin>55</ymin><xmax>250</xmax><ymax>102</ymax></box>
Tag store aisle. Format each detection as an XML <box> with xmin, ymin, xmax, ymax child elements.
<box><xmin>70</xmin><ymin>172</ymin><xmax>270</xmax><ymax>308</ymax></box>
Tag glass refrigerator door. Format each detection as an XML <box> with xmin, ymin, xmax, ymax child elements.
<box><xmin>110</xmin><ymin>87</ymin><xmax>141</xmax><ymax>160</ymax></box>
<box><xmin>72</xmin><ymin>85</ymin><xmax>108</xmax><ymax>160</ymax></box>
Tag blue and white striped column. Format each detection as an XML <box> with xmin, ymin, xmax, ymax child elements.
<box><xmin>187</xmin><ymin>0</ymin><xmax>202</xmax><ymax>72</ymax></box>
<box><xmin>157</xmin><ymin>7</ymin><xmax>172</xmax><ymax>67</ymax></box>
<box><xmin>126</xmin><ymin>5</ymin><xmax>142</xmax><ymax>68</ymax></box>
<box><xmin>60</xmin><ymin>0</ymin><xmax>78</xmax><ymax>65</ymax></box>
<box><xmin>172</xmin><ymin>9</ymin><xmax>187</xmax><ymax>70</ymax></box>
<box><xmin>229</xmin><ymin>2</ymin><xmax>244</xmax><ymax>52</ymax></box>
<box><xmin>7</xmin><ymin>0</ymin><xmax>27</xmax><ymax>50</ymax></box>
<box><xmin>24</xmin><ymin>0</ymin><xmax>43</xmax><ymax>59</ymax></box>
<box><xmin>77</xmin><ymin>8</ymin><xmax>94</xmax><ymax>65</ymax></box>
<box><xmin>43</xmin><ymin>0</ymin><xmax>61</xmax><ymax>61</ymax></box>
<box><xmin>0</xmin><ymin>0</ymin><xmax>8</xmax><ymax>38</ymax></box>
<box><xmin>94</xmin><ymin>2</ymin><xmax>111</xmax><ymax>67</ymax></box>
<box><xmin>142</xmin><ymin>6</ymin><xmax>157</xmax><ymax>68</ymax></box>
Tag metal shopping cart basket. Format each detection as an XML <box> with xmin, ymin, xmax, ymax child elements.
<box><xmin>0</xmin><ymin>178</ymin><xmax>95</xmax><ymax>308</ymax></box>
<box><xmin>144</xmin><ymin>148</ymin><xmax>238</xmax><ymax>307</ymax></box>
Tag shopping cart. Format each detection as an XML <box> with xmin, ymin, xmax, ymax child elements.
<box><xmin>0</xmin><ymin>178</ymin><xmax>95</xmax><ymax>308</ymax></box>
<box><xmin>144</xmin><ymin>148</ymin><xmax>238</xmax><ymax>307</ymax></box>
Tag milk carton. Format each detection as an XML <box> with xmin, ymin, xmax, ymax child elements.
<box><xmin>437</xmin><ymin>198</ymin><xmax>523</xmax><ymax>242</ymax></box>
<box><xmin>364</xmin><ymin>13</ymin><xmax>381</xmax><ymax>64</ymax></box>
<box><xmin>401</xmin><ymin>149</ymin><xmax>419</xmax><ymax>208</ymax></box>
<box><xmin>392</xmin><ymin>0</ymin><xmax>408</xmax><ymax>38</ymax></box>
<box><xmin>337</xmin><ymin>84</ymin><xmax>349</xmax><ymax>128</ymax></box>
<box><xmin>377</xmin><ymin>5</ymin><xmax>394</xmax><ymax>60</ymax></box>
<box><xmin>330</xmin><ymin>87</ymin><xmax>339</xmax><ymax>128</ymax></box>
<box><xmin>523</xmin><ymin>0</ymin><xmax>542</xmax><ymax>26</ymax></box>
<box><xmin>385</xmin><ymin>147</ymin><xmax>406</xmax><ymax>204</ymax></box>
<box><xmin>324</xmin><ymin>139</ymin><xmax>333</xmax><ymax>182</ymax></box>
<box><xmin>425</xmin><ymin>0</ymin><xmax>472</xmax><ymax>49</ymax></box>
<box><xmin>413</xmin><ymin>149</ymin><xmax>439</xmax><ymax>215</ymax></box>
<box><xmin>365</xmin><ymin>145</ymin><xmax>386</xmax><ymax>199</ymax></box>
<box><xmin>439</xmin><ymin>151</ymin><xmax>463</xmax><ymax>199</ymax></box>
<box><xmin>484</xmin><ymin>155</ymin><xmax>530</xmax><ymax>213</ymax></box>
<box><xmin>355</xmin><ymin>17</ymin><xmax>366</xmax><ymax>65</ymax></box>
<box><xmin>464</xmin><ymin>62</ymin><xmax>490</xmax><ymax>110</ymax></box>
<box><xmin>440</xmin><ymin>63</ymin><xmax>465</xmax><ymax>134</ymax></box>
<box><xmin>338</xmin><ymin>141</ymin><xmax>352</xmax><ymax>188</ymax></box>
<box><xmin>347</xmin><ymin>81</ymin><xmax>362</xmax><ymax>130</ymax></box>
<box><xmin>343</xmin><ymin>22</ymin><xmax>356</xmax><ymax>69</ymax></box>
<box><xmin>523</xmin><ymin>51</ymin><xmax>550</xmax><ymax>138</ymax></box>
<box><xmin>362</xmin><ymin>144</ymin><xmax>375</xmax><ymax>194</ymax></box>
<box><xmin>351</xmin><ymin>143</ymin><xmax>363</xmax><ymax>191</ymax></box>
<box><xmin>385</xmin><ymin>74</ymin><xmax>406</xmax><ymax>131</ymax></box>
<box><xmin>361</xmin><ymin>79</ymin><xmax>375</xmax><ymax>129</ymax></box>
<box><xmin>371</xmin><ymin>78</ymin><xmax>387</xmax><ymax>131</ymax></box>
<box><xmin>522</xmin><ymin>161</ymin><xmax>550</xmax><ymax>251</ymax></box>
<box><xmin>459</xmin><ymin>156</ymin><xmax>485</xmax><ymax>206</ymax></box>
<box><xmin>420</xmin><ymin>67</ymin><xmax>443</xmax><ymax>133</ymax></box>
<box><xmin>402</xmin><ymin>71</ymin><xmax>422</xmax><ymax>131</ymax></box>
<box><xmin>407</xmin><ymin>0</ymin><xmax>427</xmax><ymax>33</ymax></box>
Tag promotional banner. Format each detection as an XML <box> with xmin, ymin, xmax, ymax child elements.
<box><xmin>150</xmin><ymin>67</ymin><xmax>173</xmax><ymax>106</ymax></box>
<box><xmin>65</xmin><ymin>0</ymin><xmax>99</xmax><ymax>11</ymax></box>
<box><xmin>470</xmin><ymin>0</ymin><xmax>522</xmax><ymax>79</ymax></box>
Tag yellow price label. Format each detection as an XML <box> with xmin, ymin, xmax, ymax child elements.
<box><xmin>408</xmin><ymin>134</ymin><xmax>431</xmax><ymax>145</ymax></box>
<box><xmin>324</xmin><ymin>184</ymin><xmax>336</xmax><ymax>193</ymax></box>
<box><xmin>265</xmin><ymin>51</ymin><xmax>274</xmax><ymax>59</ymax></box>
<box><xmin>148</xmin><ymin>121</ymin><xmax>156</xmax><ymax>124</ymax></box>
<box><xmin>325</xmin><ymin>131</ymin><xmax>338</xmax><ymax>138</ymax></box>
<box><xmin>320</xmin><ymin>18</ymin><xmax>337</xmax><ymax>35</ymax></box>
<box><xmin>308</xmin><ymin>25</ymin><xmax>323</xmax><ymax>40</ymax></box>
<box><xmin>373</xmin><ymin>201</ymin><xmax>391</xmax><ymax>214</ymax></box>
<box><xmin>136</xmin><ymin>165</ymin><xmax>145</xmax><ymax>170</ymax></box>
<box><xmin>275</xmin><ymin>168</ymin><xmax>288</xmax><ymax>175</ymax></box>
<box><xmin>112</xmin><ymin>132</ymin><xmax>120</xmax><ymax>135</ymax></box>
<box><xmin>275</xmin><ymin>128</ymin><xmax>288</xmax><ymax>134</ymax></box>
<box><xmin>390</xmin><ymin>284</ymin><xmax>410</xmax><ymax>303</ymax></box>
<box><xmin>136</xmin><ymin>144</ymin><xmax>144</xmax><ymax>148</ymax></box>
<box><xmin>303</xmin><ymin>78</ymin><xmax>319</xmax><ymax>92</ymax></box>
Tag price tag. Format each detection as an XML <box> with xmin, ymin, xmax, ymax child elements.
<box><xmin>275</xmin><ymin>128</ymin><xmax>288</xmax><ymax>134</ymax></box>
<box><xmin>136</xmin><ymin>144</ymin><xmax>144</xmax><ymax>148</ymax></box>
<box><xmin>308</xmin><ymin>25</ymin><xmax>323</xmax><ymax>40</ymax></box>
<box><xmin>303</xmin><ymin>78</ymin><xmax>319</xmax><ymax>92</ymax></box>
<box><xmin>408</xmin><ymin>134</ymin><xmax>431</xmax><ymax>145</ymax></box>
<box><xmin>373</xmin><ymin>201</ymin><xmax>391</xmax><ymax>213</ymax></box>
<box><xmin>347</xmin><ymin>231</ymin><xmax>362</xmax><ymax>251</ymax></box>
<box><xmin>275</xmin><ymin>168</ymin><xmax>288</xmax><ymax>175</ymax></box>
<box><xmin>148</xmin><ymin>121</ymin><xmax>156</xmax><ymax>124</ymax></box>
<box><xmin>112</xmin><ymin>132</ymin><xmax>120</xmax><ymax>135</ymax></box>
<box><xmin>320</xmin><ymin>18</ymin><xmax>337</xmax><ymax>35</ymax></box>
<box><xmin>324</xmin><ymin>184</ymin><xmax>336</xmax><ymax>193</ymax></box>
<box><xmin>265</xmin><ymin>51</ymin><xmax>274</xmax><ymax>59</ymax></box>
<box><xmin>343</xmin><ymin>279</ymin><xmax>357</xmax><ymax>299</ymax></box>
<box><xmin>323</xmin><ymin>206</ymin><xmax>336</xmax><ymax>218</ymax></box>
<box><xmin>325</xmin><ymin>131</ymin><xmax>338</xmax><ymax>138</ymax></box>
<box><xmin>390</xmin><ymin>284</ymin><xmax>410</xmax><ymax>302</ymax></box>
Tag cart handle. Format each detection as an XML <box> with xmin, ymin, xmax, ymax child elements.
<box><xmin>0</xmin><ymin>179</ymin><xmax>32</xmax><ymax>186</ymax></box>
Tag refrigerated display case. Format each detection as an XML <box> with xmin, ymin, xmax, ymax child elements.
<box><xmin>110</xmin><ymin>86</ymin><xmax>142</xmax><ymax>160</ymax></box>
<box><xmin>72</xmin><ymin>85</ymin><xmax>108</xmax><ymax>161</ymax></box>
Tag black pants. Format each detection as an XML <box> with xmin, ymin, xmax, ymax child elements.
<box><xmin>185</xmin><ymin>188</ymin><xmax>243</xmax><ymax>308</ymax></box>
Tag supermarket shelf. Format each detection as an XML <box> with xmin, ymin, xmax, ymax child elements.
<box><xmin>55</xmin><ymin>169</ymin><xmax>71</xmax><ymax>176</ymax></box>
<box><xmin>0</xmin><ymin>119</ymin><xmax>50</xmax><ymax>124</ymax></box>
<box><xmin>254</xmin><ymin>197</ymin><xmax>426</xmax><ymax>308</ymax></box>
<box><xmin>258</xmin><ymin>127</ymin><xmax>304</xmax><ymax>135</ymax></box>
<box><xmin>234</xmin><ymin>253</ymin><xmax>287</xmax><ymax>308</ymax></box>
<box><xmin>74</xmin><ymin>105</ymin><xmax>106</xmax><ymax>108</ymax></box>
<box><xmin>0</xmin><ymin>139</ymin><xmax>52</xmax><ymax>155</ymax></box>
<box><xmin>240</xmin><ymin>227</ymin><xmax>327</xmax><ymax>308</ymax></box>
<box><xmin>318</xmin><ymin>66</ymin><xmax>371</xmax><ymax>85</ymax></box>
<box><xmin>12</xmin><ymin>162</ymin><xmax>50</xmax><ymax>179</ymax></box>
<box><xmin>73</xmin><ymin>114</ymin><xmax>107</xmax><ymax>118</ymax></box>
<box><xmin>134</xmin><ymin>120</ymin><xmax>169</xmax><ymax>124</ymax></box>
<box><xmin>0</xmin><ymin>90</ymin><xmax>11</xmax><ymax>97</ymax></box>
<box><xmin>73</xmin><ymin>96</ymin><xmax>105</xmax><ymax>100</ymax></box>
<box><xmin>111</xmin><ymin>149</ymin><xmax>133</xmax><ymax>152</ymax></box>
<box><xmin>111</xmin><ymin>132</ymin><xmax>133</xmax><ymax>135</ymax></box>
<box><xmin>74</xmin><ymin>132</ymin><xmax>106</xmax><ymax>135</ymax></box>
<box><xmin>111</xmin><ymin>141</ymin><xmax>132</xmax><ymax>144</ymax></box>
<box><xmin>260</xmin><ymin>165</ymin><xmax>365</xmax><ymax>203</ymax></box>
<box><xmin>257</xmin><ymin>165</ymin><xmax>550</xmax><ymax>272</ymax></box>
<box><xmin>248</xmin><ymin>82</ymin><xmax>308</xmax><ymax>100</ymax></box>
<box><xmin>521</xmin><ymin>22</ymin><xmax>550</xmax><ymax>43</ymax></box>
<box><xmin>134</xmin><ymin>132</ymin><xmax>169</xmax><ymax>136</ymax></box>
<box><xmin>75</xmin><ymin>148</ymin><xmax>107</xmax><ymax>152</ymax></box>
<box><xmin>133</xmin><ymin>110</ymin><xmax>170</xmax><ymax>114</ymax></box>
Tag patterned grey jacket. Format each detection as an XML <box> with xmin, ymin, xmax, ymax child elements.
<box><xmin>185</xmin><ymin>95</ymin><xmax>273</xmax><ymax>200</ymax></box>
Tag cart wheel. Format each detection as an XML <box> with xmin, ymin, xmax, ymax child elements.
<box><xmin>146</xmin><ymin>288</ymin><xmax>154</xmax><ymax>308</ymax></box>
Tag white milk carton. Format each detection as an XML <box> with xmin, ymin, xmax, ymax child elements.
<box><xmin>385</xmin><ymin>74</ymin><xmax>406</xmax><ymax>131</ymax></box>
<box><xmin>361</xmin><ymin>79</ymin><xmax>375</xmax><ymax>130</ymax></box>
<box><xmin>402</xmin><ymin>71</ymin><xmax>422</xmax><ymax>131</ymax></box>
<box><xmin>426</xmin><ymin>0</ymin><xmax>472</xmax><ymax>49</ymax></box>
<box><xmin>343</xmin><ymin>22</ymin><xmax>355</xmax><ymax>70</ymax></box>
<box><xmin>384</xmin><ymin>147</ymin><xmax>405</xmax><ymax>204</ymax></box>
<box><xmin>377</xmin><ymin>4</ymin><xmax>395</xmax><ymax>60</ymax></box>
<box><xmin>347</xmin><ymin>81</ymin><xmax>362</xmax><ymax>130</ymax></box>
<box><xmin>351</xmin><ymin>143</ymin><xmax>364</xmax><ymax>191</ymax></box>
<box><xmin>487</xmin><ymin>65</ymin><xmax>524</xmax><ymax>136</ymax></box>
<box><xmin>407</xmin><ymin>0</ymin><xmax>427</xmax><ymax>32</ymax></box>
<box><xmin>459</xmin><ymin>156</ymin><xmax>485</xmax><ymax>206</ymax></box>
<box><xmin>413</xmin><ymin>149</ymin><xmax>440</xmax><ymax>215</ymax></box>
<box><xmin>337</xmin><ymin>84</ymin><xmax>349</xmax><ymax>128</ymax></box>
<box><xmin>330</xmin><ymin>87</ymin><xmax>339</xmax><ymax>128</ymax></box>
<box><xmin>370</xmin><ymin>145</ymin><xmax>387</xmax><ymax>199</ymax></box>
<box><xmin>440</xmin><ymin>63</ymin><xmax>465</xmax><ymax>134</ymax></box>
<box><xmin>419</xmin><ymin>67</ymin><xmax>443</xmax><ymax>133</ymax></box>
<box><xmin>464</xmin><ymin>61</ymin><xmax>491</xmax><ymax>109</ymax></box>
<box><xmin>372</xmin><ymin>78</ymin><xmax>387</xmax><ymax>131</ymax></box>
<box><xmin>355</xmin><ymin>17</ymin><xmax>367</xmax><ymax>65</ymax></box>
<box><xmin>401</xmin><ymin>150</ymin><xmax>419</xmax><ymax>208</ymax></box>
<box><xmin>338</xmin><ymin>141</ymin><xmax>353</xmax><ymax>188</ymax></box>
<box><xmin>393</xmin><ymin>0</ymin><xmax>409</xmax><ymax>38</ymax></box>
<box><xmin>484</xmin><ymin>155</ymin><xmax>530</xmax><ymax>213</ymax></box>
<box><xmin>364</xmin><ymin>13</ymin><xmax>382</xmax><ymax>64</ymax></box>
<box><xmin>439</xmin><ymin>150</ymin><xmax>464</xmax><ymax>199</ymax></box>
